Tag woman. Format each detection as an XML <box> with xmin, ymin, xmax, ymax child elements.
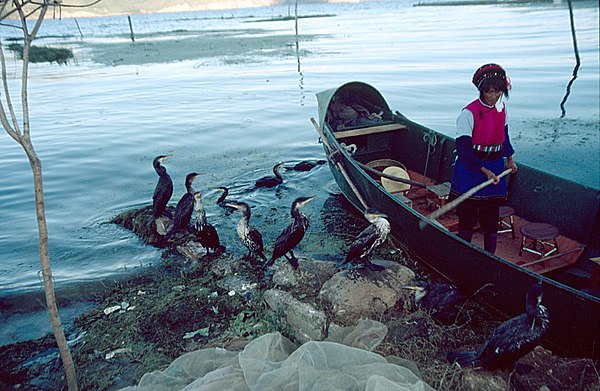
<box><xmin>450</xmin><ymin>63</ymin><xmax>518</xmax><ymax>254</ymax></box>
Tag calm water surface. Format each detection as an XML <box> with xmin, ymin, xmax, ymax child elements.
<box><xmin>0</xmin><ymin>1</ymin><xmax>598</xmax><ymax>342</ymax></box>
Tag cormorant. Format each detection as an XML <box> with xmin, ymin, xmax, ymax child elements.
<box><xmin>447</xmin><ymin>281</ymin><xmax>549</xmax><ymax>371</ymax></box>
<box><xmin>291</xmin><ymin>160</ymin><xmax>326</xmax><ymax>172</ymax></box>
<box><xmin>164</xmin><ymin>172</ymin><xmax>200</xmax><ymax>241</ymax></box>
<box><xmin>192</xmin><ymin>191</ymin><xmax>221</xmax><ymax>254</ymax></box>
<box><xmin>255</xmin><ymin>162</ymin><xmax>284</xmax><ymax>188</ymax></box>
<box><xmin>152</xmin><ymin>155</ymin><xmax>173</xmax><ymax>218</ymax></box>
<box><xmin>226</xmin><ymin>201</ymin><xmax>267</xmax><ymax>263</ymax></box>
<box><xmin>268</xmin><ymin>195</ymin><xmax>316</xmax><ymax>269</ymax></box>
<box><xmin>216</xmin><ymin>186</ymin><xmax>229</xmax><ymax>207</ymax></box>
<box><xmin>215</xmin><ymin>186</ymin><xmax>234</xmax><ymax>215</ymax></box>
<box><xmin>336</xmin><ymin>208</ymin><xmax>390</xmax><ymax>272</ymax></box>
<box><xmin>403</xmin><ymin>280</ymin><xmax>467</xmax><ymax>325</ymax></box>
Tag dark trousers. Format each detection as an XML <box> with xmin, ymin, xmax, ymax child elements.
<box><xmin>456</xmin><ymin>203</ymin><xmax>499</xmax><ymax>254</ymax></box>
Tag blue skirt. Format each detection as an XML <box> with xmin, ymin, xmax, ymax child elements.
<box><xmin>450</xmin><ymin>157</ymin><xmax>508</xmax><ymax>201</ymax></box>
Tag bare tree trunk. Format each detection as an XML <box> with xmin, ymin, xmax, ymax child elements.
<box><xmin>1</xmin><ymin>1</ymin><xmax>78</xmax><ymax>389</ymax></box>
<box><xmin>24</xmin><ymin>142</ymin><xmax>79</xmax><ymax>391</ymax></box>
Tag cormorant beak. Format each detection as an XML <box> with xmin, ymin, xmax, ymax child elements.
<box><xmin>302</xmin><ymin>195</ymin><xmax>317</xmax><ymax>205</ymax></box>
<box><xmin>225</xmin><ymin>202</ymin><xmax>239</xmax><ymax>210</ymax></box>
<box><xmin>402</xmin><ymin>285</ymin><xmax>425</xmax><ymax>292</ymax></box>
<box><xmin>367</xmin><ymin>211</ymin><xmax>388</xmax><ymax>220</ymax></box>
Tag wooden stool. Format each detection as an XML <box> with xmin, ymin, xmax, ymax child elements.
<box><xmin>498</xmin><ymin>206</ymin><xmax>516</xmax><ymax>239</ymax></box>
<box><xmin>426</xmin><ymin>182</ymin><xmax>451</xmax><ymax>209</ymax></box>
<box><xmin>519</xmin><ymin>222</ymin><xmax>560</xmax><ymax>257</ymax></box>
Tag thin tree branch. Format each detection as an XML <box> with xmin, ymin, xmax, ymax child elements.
<box><xmin>0</xmin><ymin>39</ymin><xmax>22</xmax><ymax>140</ymax></box>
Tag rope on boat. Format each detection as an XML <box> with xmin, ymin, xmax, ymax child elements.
<box><xmin>422</xmin><ymin>131</ymin><xmax>437</xmax><ymax>179</ymax></box>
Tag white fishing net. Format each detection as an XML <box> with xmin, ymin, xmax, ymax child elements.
<box><xmin>120</xmin><ymin>319</ymin><xmax>434</xmax><ymax>391</ymax></box>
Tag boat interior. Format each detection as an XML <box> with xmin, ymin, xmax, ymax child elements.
<box><xmin>325</xmin><ymin>119</ymin><xmax>600</xmax><ymax>298</ymax></box>
<box><xmin>368</xmin><ymin>157</ymin><xmax>583</xmax><ymax>274</ymax></box>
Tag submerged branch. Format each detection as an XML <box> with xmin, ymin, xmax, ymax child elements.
<box><xmin>559</xmin><ymin>0</ymin><xmax>580</xmax><ymax>118</ymax></box>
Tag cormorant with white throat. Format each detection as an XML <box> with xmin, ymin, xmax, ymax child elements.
<box><xmin>226</xmin><ymin>201</ymin><xmax>267</xmax><ymax>263</ymax></box>
<box><xmin>336</xmin><ymin>208</ymin><xmax>390</xmax><ymax>272</ymax></box>
<box><xmin>164</xmin><ymin>172</ymin><xmax>200</xmax><ymax>241</ymax></box>
<box><xmin>447</xmin><ymin>281</ymin><xmax>549</xmax><ymax>371</ymax></box>
<box><xmin>255</xmin><ymin>162</ymin><xmax>284</xmax><ymax>188</ymax></box>
<box><xmin>193</xmin><ymin>191</ymin><xmax>221</xmax><ymax>254</ymax></box>
<box><xmin>152</xmin><ymin>155</ymin><xmax>173</xmax><ymax>218</ymax></box>
<box><xmin>268</xmin><ymin>196</ymin><xmax>316</xmax><ymax>269</ymax></box>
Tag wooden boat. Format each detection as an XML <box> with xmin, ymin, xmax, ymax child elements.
<box><xmin>312</xmin><ymin>81</ymin><xmax>600</xmax><ymax>359</ymax></box>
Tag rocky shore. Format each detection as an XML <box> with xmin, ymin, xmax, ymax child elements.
<box><xmin>0</xmin><ymin>206</ymin><xmax>597</xmax><ymax>390</ymax></box>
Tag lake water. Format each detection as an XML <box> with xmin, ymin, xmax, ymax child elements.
<box><xmin>0</xmin><ymin>0</ymin><xmax>598</xmax><ymax>343</ymax></box>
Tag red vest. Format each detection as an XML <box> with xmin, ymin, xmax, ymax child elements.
<box><xmin>465</xmin><ymin>99</ymin><xmax>506</xmax><ymax>147</ymax></box>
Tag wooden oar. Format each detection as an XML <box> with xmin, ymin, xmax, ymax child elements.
<box><xmin>419</xmin><ymin>168</ymin><xmax>513</xmax><ymax>230</ymax></box>
<box><xmin>354</xmin><ymin>160</ymin><xmax>429</xmax><ymax>188</ymax></box>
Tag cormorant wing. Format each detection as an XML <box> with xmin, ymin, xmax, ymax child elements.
<box><xmin>273</xmin><ymin>219</ymin><xmax>307</xmax><ymax>259</ymax></box>
<box><xmin>477</xmin><ymin>313</ymin><xmax>540</xmax><ymax>370</ymax></box>
<box><xmin>345</xmin><ymin>224</ymin><xmax>378</xmax><ymax>263</ymax></box>
<box><xmin>248</xmin><ymin>226</ymin><xmax>264</xmax><ymax>252</ymax></box>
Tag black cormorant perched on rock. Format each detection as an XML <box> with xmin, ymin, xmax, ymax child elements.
<box><xmin>268</xmin><ymin>195</ymin><xmax>316</xmax><ymax>269</ymax></box>
<box><xmin>255</xmin><ymin>162</ymin><xmax>284</xmax><ymax>188</ymax></box>
<box><xmin>152</xmin><ymin>155</ymin><xmax>173</xmax><ymax>218</ymax></box>
<box><xmin>192</xmin><ymin>191</ymin><xmax>221</xmax><ymax>254</ymax></box>
<box><xmin>336</xmin><ymin>208</ymin><xmax>391</xmax><ymax>272</ymax></box>
<box><xmin>403</xmin><ymin>280</ymin><xmax>467</xmax><ymax>325</ymax></box>
<box><xmin>447</xmin><ymin>281</ymin><xmax>549</xmax><ymax>371</ymax></box>
<box><xmin>226</xmin><ymin>201</ymin><xmax>267</xmax><ymax>263</ymax></box>
<box><xmin>164</xmin><ymin>172</ymin><xmax>200</xmax><ymax>241</ymax></box>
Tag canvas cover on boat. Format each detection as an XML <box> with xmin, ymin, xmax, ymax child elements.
<box><xmin>120</xmin><ymin>320</ymin><xmax>433</xmax><ymax>391</ymax></box>
<box><xmin>316</xmin><ymin>81</ymin><xmax>393</xmax><ymax>131</ymax></box>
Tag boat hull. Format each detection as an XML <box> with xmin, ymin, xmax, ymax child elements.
<box><xmin>315</xmin><ymin>81</ymin><xmax>600</xmax><ymax>359</ymax></box>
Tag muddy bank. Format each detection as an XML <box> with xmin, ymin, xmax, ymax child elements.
<box><xmin>0</xmin><ymin>205</ymin><xmax>598</xmax><ymax>390</ymax></box>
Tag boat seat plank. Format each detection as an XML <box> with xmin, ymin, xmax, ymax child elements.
<box><xmin>334</xmin><ymin>123</ymin><xmax>407</xmax><ymax>139</ymax></box>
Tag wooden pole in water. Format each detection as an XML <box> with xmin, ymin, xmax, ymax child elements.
<box><xmin>128</xmin><ymin>15</ymin><xmax>135</xmax><ymax>42</ymax></box>
<box><xmin>74</xmin><ymin>18</ymin><xmax>83</xmax><ymax>40</ymax></box>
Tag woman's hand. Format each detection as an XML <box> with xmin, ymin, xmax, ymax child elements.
<box><xmin>506</xmin><ymin>156</ymin><xmax>518</xmax><ymax>173</ymax></box>
<box><xmin>481</xmin><ymin>167</ymin><xmax>500</xmax><ymax>184</ymax></box>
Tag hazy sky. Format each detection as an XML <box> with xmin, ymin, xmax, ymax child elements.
<box><xmin>59</xmin><ymin>0</ymin><xmax>339</xmax><ymax>18</ymax></box>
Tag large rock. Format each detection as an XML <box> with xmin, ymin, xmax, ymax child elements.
<box><xmin>177</xmin><ymin>241</ymin><xmax>209</xmax><ymax>262</ymax></box>
<box><xmin>318</xmin><ymin>260</ymin><xmax>415</xmax><ymax>325</ymax></box>
<box><xmin>263</xmin><ymin>289</ymin><xmax>328</xmax><ymax>343</ymax></box>
<box><xmin>271</xmin><ymin>257</ymin><xmax>338</xmax><ymax>294</ymax></box>
<box><xmin>459</xmin><ymin>369</ymin><xmax>506</xmax><ymax>391</ymax></box>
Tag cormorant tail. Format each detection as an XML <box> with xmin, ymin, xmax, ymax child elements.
<box><xmin>447</xmin><ymin>351</ymin><xmax>479</xmax><ymax>367</ymax></box>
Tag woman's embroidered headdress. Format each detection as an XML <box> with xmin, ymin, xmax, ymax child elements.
<box><xmin>472</xmin><ymin>63</ymin><xmax>511</xmax><ymax>91</ymax></box>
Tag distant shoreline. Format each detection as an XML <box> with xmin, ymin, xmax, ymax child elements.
<box><xmin>52</xmin><ymin>0</ymin><xmax>327</xmax><ymax>19</ymax></box>
<box><xmin>414</xmin><ymin>0</ymin><xmax>553</xmax><ymax>6</ymax></box>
